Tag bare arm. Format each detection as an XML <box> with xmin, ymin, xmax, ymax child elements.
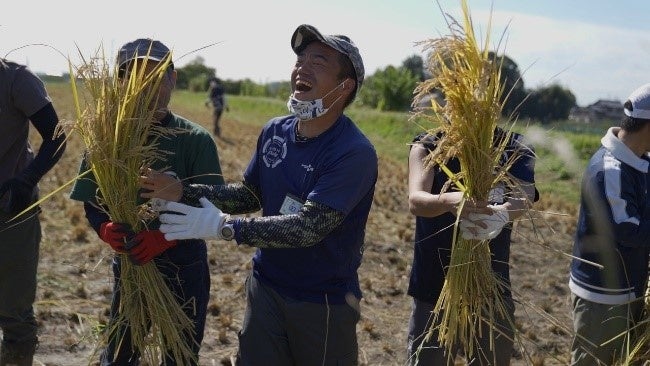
<box><xmin>408</xmin><ymin>143</ymin><xmax>489</xmax><ymax>218</ymax></box>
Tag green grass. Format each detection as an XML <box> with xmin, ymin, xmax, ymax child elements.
<box><xmin>564</xmin><ymin>132</ymin><xmax>602</xmax><ymax>161</ymax></box>
<box><xmin>47</xmin><ymin>81</ymin><xmax>599</xmax><ymax>205</ymax></box>
<box><xmin>175</xmin><ymin>90</ymin><xmax>426</xmax><ymax>161</ymax></box>
<box><xmin>346</xmin><ymin>108</ymin><xmax>428</xmax><ymax>161</ymax></box>
<box><xmin>173</xmin><ymin>91</ymin><xmax>288</xmax><ymax>128</ymax></box>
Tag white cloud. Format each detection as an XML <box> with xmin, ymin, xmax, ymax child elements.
<box><xmin>470</xmin><ymin>10</ymin><xmax>650</xmax><ymax>105</ymax></box>
<box><xmin>3</xmin><ymin>1</ymin><xmax>648</xmax><ymax>106</ymax></box>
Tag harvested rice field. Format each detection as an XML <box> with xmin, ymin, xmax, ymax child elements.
<box><xmin>30</xmin><ymin>84</ymin><xmax>577</xmax><ymax>365</ymax></box>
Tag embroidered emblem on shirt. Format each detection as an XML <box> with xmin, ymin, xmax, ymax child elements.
<box><xmin>301</xmin><ymin>164</ymin><xmax>314</xmax><ymax>172</ymax></box>
<box><xmin>262</xmin><ymin>136</ymin><xmax>287</xmax><ymax>168</ymax></box>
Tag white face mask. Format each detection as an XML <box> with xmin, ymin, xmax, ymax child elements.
<box><xmin>287</xmin><ymin>82</ymin><xmax>345</xmax><ymax>121</ymax></box>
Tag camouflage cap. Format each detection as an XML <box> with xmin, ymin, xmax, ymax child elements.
<box><xmin>291</xmin><ymin>24</ymin><xmax>365</xmax><ymax>99</ymax></box>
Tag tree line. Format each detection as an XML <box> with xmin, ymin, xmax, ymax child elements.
<box><xmin>50</xmin><ymin>53</ymin><xmax>577</xmax><ymax>123</ymax></box>
<box><xmin>356</xmin><ymin>53</ymin><xmax>577</xmax><ymax>122</ymax></box>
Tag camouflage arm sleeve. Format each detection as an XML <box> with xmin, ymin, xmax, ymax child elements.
<box><xmin>237</xmin><ymin>200</ymin><xmax>345</xmax><ymax>249</ymax></box>
<box><xmin>180</xmin><ymin>181</ymin><xmax>262</xmax><ymax>214</ymax></box>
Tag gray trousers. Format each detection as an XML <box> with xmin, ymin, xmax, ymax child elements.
<box><xmin>406</xmin><ymin>297</ymin><xmax>515</xmax><ymax>366</ymax></box>
<box><xmin>236</xmin><ymin>274</ymin><xmax>360</xmax><ymax>366</ymax></box>
<box><xmin>570</xmin><ymin>294</ymin><xmax>644</xmax><ymax>366</ymax></box>
<box><xmin>0</xmin><ymin>212</ymin><xmax>41</xmax><ymax>344</ymax></box>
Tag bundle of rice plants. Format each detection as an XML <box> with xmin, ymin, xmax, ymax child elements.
<box><xmin>412</xmin><ymin>0</ymin><xmax>532</xmax><ymax>361</ymax></box>
<box><xmin>67</xmin><ymin>45</ymin><xmax>196</xmax><ymax>365</ymax></box>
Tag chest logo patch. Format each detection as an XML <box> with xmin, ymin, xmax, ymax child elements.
<box><xmin>262</xmin><ymin>135</ymin><xmax>287</xmax><ymax>168</ymax></box>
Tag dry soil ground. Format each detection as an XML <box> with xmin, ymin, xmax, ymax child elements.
<box><xmin>25</xmin><ymin>102</ymin><xmax>579</xmax><ymax>365</ymax></box>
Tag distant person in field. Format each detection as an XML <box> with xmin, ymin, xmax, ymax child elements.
<box><xmin>0</xmin><ymin>58</ymin><xmax>66</xmax><ymax>365</ymax></box>
<box><xmin>406</xmin><ymin>128</ymin><xmax>538</xmax><ymax>365</ymax></box>
<box><xmin>68</xmin><ymin>38</ymin><xmax>224</xmax><ymax>365</ymax></box>
<box><xmin>569</xmin><ymin>83</ymin><xmax>650</xmax><ymax>365</ymax></box>
<box><xmin>205</xmin><ymin>76</ymin><xmax>228</xmax><ymax>137</ymax></box>
<box><xmin>138</xmin><ymin>24</ymin><xmax>376</xmax><ymax>366</ymax></box>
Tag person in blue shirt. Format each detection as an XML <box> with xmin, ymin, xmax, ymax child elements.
<box><xmin>406</xmin><ymin>129</ymin><xmax>537</xmax><ymax>365</ymax></box>
<box><xmin>137</xmin><ymin>24</ymin><xmax>377</xmax><ymax>366</ymax></box>
<box><xmin>569</xmin><ymin>83</ymin><xmax>650</xmax><ymax>365</ymax></box>
<box><xmin>0</xmin><ymin>58</ymin><xmax>66</xmax><ymax>366</ymax></box>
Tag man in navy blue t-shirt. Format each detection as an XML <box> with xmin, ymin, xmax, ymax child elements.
<box><xmin>138</xmin><ymin>24</ymin><xmax>377</xmax><ymax>366</ymax></box>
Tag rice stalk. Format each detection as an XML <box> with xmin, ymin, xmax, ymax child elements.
<box><xmin>412</xmin><ymin>0</ymin><xmax>531</xmax><ymax>361</ymax></box>
<box><xmin>621</xmin><ymin>288</ymin><xmax>650</xmax><ymax>363</ymax></box>
<box><xmin>67</xmin><ymin>44</ymin><xmax>196</xmax><ymax>365</ymax></box>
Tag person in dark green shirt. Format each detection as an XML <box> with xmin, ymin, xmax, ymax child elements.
<box><xmin>68</xmin><ymin>38</ymin><xmax>223</xmax><ymax>366</ymax></box>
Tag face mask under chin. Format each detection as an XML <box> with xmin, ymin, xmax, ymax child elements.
<box><xmin>287</xmin><ymin>82</ymin><xmax>345</xmax><ymax>121</ymax></box>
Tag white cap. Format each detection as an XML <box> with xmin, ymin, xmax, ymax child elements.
<box><xmin>624</xmin><ymin>83</ymin><xmax>650</xmax><ymax>119</ymax></box>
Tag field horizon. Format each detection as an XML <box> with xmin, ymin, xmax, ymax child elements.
<box><xmin>22</xmin><ymin>81</ymin><xmax>598</xmax><ymax>365</ymax></box>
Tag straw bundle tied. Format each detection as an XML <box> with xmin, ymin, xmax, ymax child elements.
<box><xmin>412</xmin><ymin>0</ymin><xmax>530</xmax><ymax>361</ymax></box>
<box><xmin>68</xmin><ymin>46</ymin><xmax>196</xmax><ymax>365</ymax></box>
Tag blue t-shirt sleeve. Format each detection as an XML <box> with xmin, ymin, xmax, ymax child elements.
<box><xmin>307</xmin><ymin>144</ymin><xmax>377</xmax><ymax>214</ymax></box>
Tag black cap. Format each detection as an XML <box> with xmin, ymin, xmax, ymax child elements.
<box><xmin>116</xmin><ymin>38</ymin><xmax>173</xmax><ymax>74</ymax></box>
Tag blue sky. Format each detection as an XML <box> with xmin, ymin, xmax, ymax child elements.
<box><xmin>3</xmin><ymin>0</ymin><xmax>650</xmax><ymax>106</ymax></box>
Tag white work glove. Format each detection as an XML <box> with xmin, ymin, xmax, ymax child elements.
<box><xmin>159</xmin><ymin>197</ymin><xmax>227</xmax><ymax>240</ymax></box>
<box><xmin>458</xmin><ymin>206</ymin><xmax>509</xmax><ymax>241</ymax></box>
